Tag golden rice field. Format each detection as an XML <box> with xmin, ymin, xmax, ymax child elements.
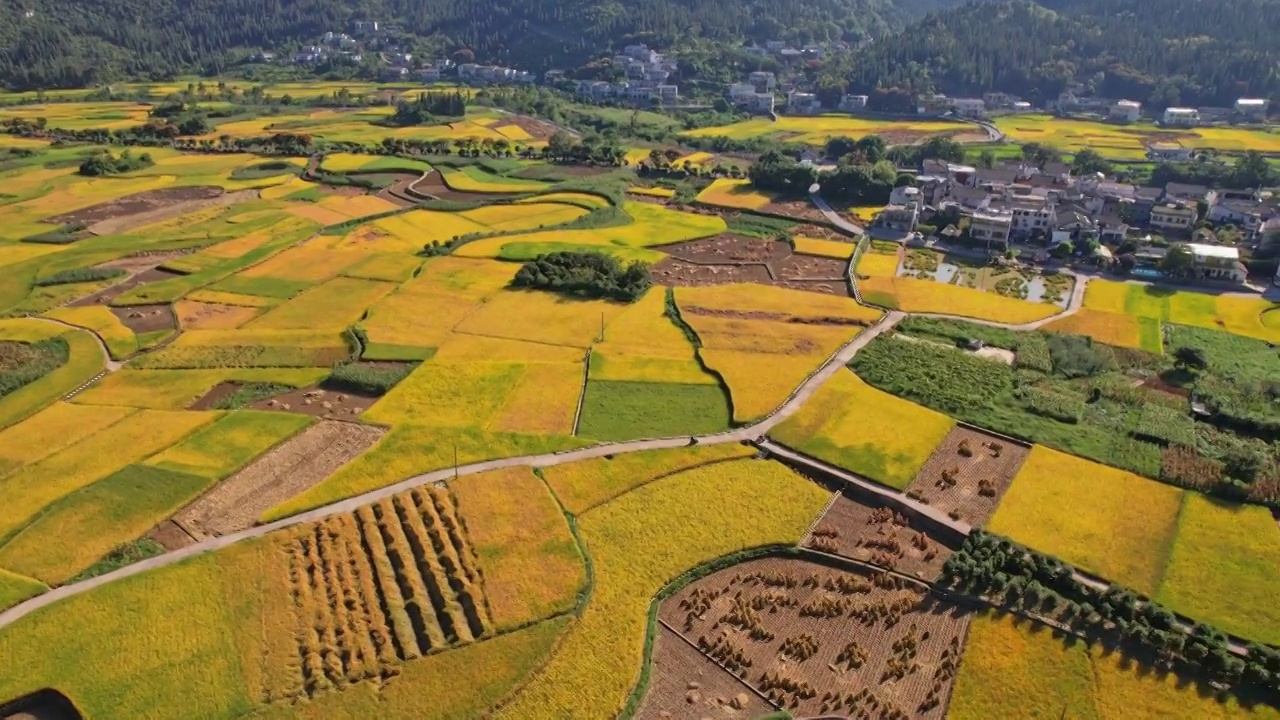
<box><xmin>492</xmin><ymin>458</ymin><xmax>829</xmax><ymax>719</ymax></box>
<box><xmin>988</xmin><ymin>446</ymin><xmax>1184</xmax><ymax>596</ymax></box>
<box><xmin>1083</xmin><ymin>279</ymin><xmax>1280</xmax><ymax>343</ymax></box>
<box><xmin>793</xmin><ymin>236</ymin><xmax>856</xmax><ymax>259</ymax></box>
<box><xmin>694</xmin><ymin>177</ymin><xmax>772</xmax><ymax>210</ymax></box>
<box><xmin>995</xmin><ymin>114</ymin><xmax>1280</xmax><ymax>157</ymax></box>
<box><xmin>856</xmin><ymin>246</ymin><xmax>901</xmax><ymax>278</ymax></box>
<box><xmin>627</xmin><ymin>185</ymin><xmax>675</xmax><ymax>198</ymax></box>
<box><xmin>438</xmin><ymin>166</ymin><xmax>549</xmax><ymax>193</ymax></box>
<box><xmin>950</xmin><ymin>611</ymin><xmax>1278</xmax><ymax>720</ymax></box>
<box><xmin>1155</xmin><ymin>493</ymin><xmax>1280</xmax><ymax>645</ymax></box>
<box><xmin>860</xmin><ymin>276</ymin><xmax>1063</xmax><ymax>324</ymax></box>
<box><xmin>455</xmin><ymin>202</ymin><xmax>726</xmax><ymax>261</ymax></box>
<box><xmin>683</xmin><ymin>114</ymin><xmax>970</xmax><ymax>145</ymax></box>
<box><xmin>43</xmin><ymin>306</ymin><xmax>138</xmax><ymax>360</ymax></box>
<box><xmin>449</xmin><ymin>468</ymin><xmax>584</xmax><ymax>629</ymax></box>
<box><xmin>72</xmin><ymin>368</ymin><xmax>327</xmax><ymax>410</ymax></box>
<box><xmin>1041</xmin><ymin>307</ymin><xmax>1146</xmax><ymax>350</ymax></box>
<box><xmin>772</xmin><ymin>369</ymin><xmax>954</xmax><ymax>488</ymax></box>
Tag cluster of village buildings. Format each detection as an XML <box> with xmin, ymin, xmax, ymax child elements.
<box><xmin>871</xmin><ymin>160</ymin><xmax>1280</xmax><ymax>285</ymax></box>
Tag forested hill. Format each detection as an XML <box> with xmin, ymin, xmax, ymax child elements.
<box><xmin>845</xmin><ymin>0</ymin><xmax>1280</xmax><ymax>108</ymax></box>
<box><xmin>0</xmin><ymin>0</ymin><xmax>968</xmax><ymax>90</ymax></box>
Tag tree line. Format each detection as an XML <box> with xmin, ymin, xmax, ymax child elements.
<box><xmin>842</xmin><ymin>0</ymin><xmax>1280</xmax><ymax>110</ymax></box>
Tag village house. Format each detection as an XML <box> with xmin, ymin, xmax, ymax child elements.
<box><xmin>1260</xmin><ymin>217</ymin><xmax>1280</xmax><ymax>254</ymax></box>
<box><xmin>1110</xmin><ymin>100</ymin><xmax>1142</xmax><ymax>122</ymax></box>
<box><xmin>1149</xmin><ymin>202</ymin><xmax>1198</xmax><ymax>233</ymax></box>
<box><xmin>748</xmin><ymin>71</ymin><xmax>777</xmax><ymax>92</ymax></box>
<box><xmin>1146</xmin><ymin>142</ymin><xmax>1195</xmax><ymax>162</ymax></box>
<box><xmin>1165</xmin><ymin>183</ymin><xmax>1217</xmax><ymax>206</ymax></box>
<box><xmin>950</xmin><ymin>98</ymin><xmax>986</xmax><ymax>118</ymax></box>
<box><xmin>1187</xmin><ymin>243</ymin><xmax>1247</xmax><ymax>284</ymax></box>
<box><xmin>786</xmin><ymin>90</ymin><xmax>822</xmax><ymax>115</ymax></box>
<box><xmin>838</xmin><ymin>94</ymin><xmax>868</xmax><ymax>112</ymax></box>
<box><xmin>1235</xmin><ymin>98</ymin><xmax>1269</xmax><ymax>121</ymax></box>
<box><xmin>871</xmin><ymin>204</ymin><xmax>919</xmax><ymax>237</ymax></box>
<box><xmin>1162</xmin><ymin>107</ymin><xmax>1200</xmax><ymax>126</ymax></box>
<box><xmin>968</xmin><ymin>210</ymin><xmax>1013</xmax><ymax>249</ymax></box>
<box><xmin>1206</xmin><ymin>198</ymin><xmax>1270</xmax><ymax>231</ymax></box>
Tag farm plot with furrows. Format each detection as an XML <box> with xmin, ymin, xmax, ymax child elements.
<box><xmin>902</xmin><ymin>427</ymin><xmax>1030</xmax><ymax>527</ymax></box>
<box><xmin>268</xmin><ymin>485</ymin><xmax>493</xmax><ymax>701</ymax></box>
<box><xmin>804</xmin><ymin>493</ymin><xmax>958</xmax><ymax>582</ymax></box>
<box><xmin>658</xmin><ymin>556</ymin><xmax>972</xmax><ymax>718</ymax></box>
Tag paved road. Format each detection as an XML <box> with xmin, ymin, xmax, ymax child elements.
<box><xmin>809</xmin><ymin>192</ymin><xmax>864</xmax><ymax>237</ymax></box>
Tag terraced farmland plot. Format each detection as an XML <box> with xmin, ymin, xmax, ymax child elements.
<box><xmin>247</xmin><ymin>277</ymin><xmax>397</xmax><ymax>332</ymax></box>
<box><xmin>264</xmin><ymin>486</ymin><xmax>494</xmax><ymax>700</ymax></box>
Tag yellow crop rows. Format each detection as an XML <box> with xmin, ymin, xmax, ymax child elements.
<box><xmin>793</xmin><ymin>236</ymin><xmax>856</xmax><ymax>259</ymax></box>
<box><xmin>487</xmin><ymin>362</ymin><xmax>583</xmax><ymax>435</ymax></box>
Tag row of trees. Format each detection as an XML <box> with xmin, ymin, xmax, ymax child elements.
<box><xmin>943</xmin><ymin>531</ymin><xmax>1280</xmax><ymax>696</ymax></box>
<box><xmin>386</xmin><ymin>90</ymin><xmax>468</xmax><ymax>126</ymax></box>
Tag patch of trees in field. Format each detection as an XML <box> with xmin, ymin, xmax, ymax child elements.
<box><xmin>512</xmin><ymin>250</ymin><xmax>651</xmax><ymax>302</ymax></box>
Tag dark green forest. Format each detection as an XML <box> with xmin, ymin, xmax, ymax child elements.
<box><xmin>843</xmin><ymin>0</ymin><xmax>1280</xmax><ymax>107</ymax></box>
<box><xmin>0</xmin><ymin>0</ymin><xmax>1276</xmax><ymax>107</ymax></box>
<box><xmin>0</xmin><ymin>0</ymin><xmax>964</xmax><ymax>89</ymax></box>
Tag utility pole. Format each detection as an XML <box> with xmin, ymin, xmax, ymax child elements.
<box><xmin>453</xmin><ymin>442</ymin><xmax>459</xmax><ymax>481</ymax></box>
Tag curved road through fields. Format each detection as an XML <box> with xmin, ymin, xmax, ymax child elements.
<box><xmin>0</xmin><ymin>261</ymin><xmax>1093</xmax><ymax>629</ymax></box>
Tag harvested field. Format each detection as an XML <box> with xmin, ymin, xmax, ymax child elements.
<box><xmin>651</xmin><ymin>235</ymin><xmax>851</xmax><ymax>297</ymax></box>
<box><xmin>171</xmin><ymin>420</ymin><xmax>385</xmax><ymax>539</ymax></box>
<box><xmin>107</xmin><ymin>303</ymin><xmax>176</xmax><ymax>334</ymax></box>
<box><xmin>46</xmin><ymin>186</ymin><xmax>224</xmax><ymax>226</ymax></box>
<box><xmin>250</xmin><ymin>385</ymin><xmax>379</xmax><ymax>421</ymax></box>
<box><xmin>88</xmin><ymin>188</ymin><xmax>258</xmax><ymax>236</ymax></box>
<box><xmin>69</xmin><ymin>268</ymin><xmax>184</xmax><ymax>307</ymax></box>
<box><xmin>634</xmin><ymin>626</ymin><xmax>772</xmax><ymax>720</ymax></box>
<box><xmin>902</xmin><ymin>427</ymin><xmax>1030</xmax><ymax>527</ymax></box>
<box><xmin>263</xmin><ymin>485</ymin><xmax>494</xmax><ymax>700</ymax></box>
<box><xmin>175</xmin><ymin>300</ymin><xmax>260</xmax><ymax>330</ymax></box>
<box><xmin>492</xmin><ymin>114</ymin><xmax>562</xmax><ymax>140</ymax></box>
<box><xmin>658</xmin><ymin>556</ymin><xmax>972</xmax><ymax>718</ymax></box>
<box><xmin>804</xmin><ymin>492</ymin><xmax>958</xmax><ymax>581</ymax></box>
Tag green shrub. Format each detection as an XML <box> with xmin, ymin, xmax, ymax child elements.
<box><xmin>21</xmin><ymin>222</ymin><xmax>88</xmax><ymax>244</ymax></box>
<box><xmin>0</xmin><ymin>337</ymin><xmax>70</xmax><ymax>398</ymax></box>
<box><xmin>1133</xmin><ymin>404</ymin><xmax>1196</xmax><ymax>446</ymax></box>
<box><xmin>34</xmin><ymin>267</ymin><xmax>127</xmax><ymax>287</ymax></box>
<box><xmin>209</xmin><ymin>382</ymin><xmax>293</xmax><ymax>409</ymax></box>
<box><xmin>1013</xmin><ymin>334</ymin><xmax>1053</xmax><ymax>374</ymax></box>
<box><xmin>1047</xmin><ymin>333</ymin><xmax>1117</xmax><ymax>378</ymax></box>
<box><xmin>324</xmin><ymin>362</ymin><xmax>417</xmax><ymax>396</ymax></box>
<box><xmin>851</xmin><ymin>335</ymin><xmax>1012</xmax><ymax>414</ymax></box>
<box><xmin>896</xmin><ymin>316</ymin><xmax>1022</xmax><ymax>349</ymax></box>
<box><xmin>1014</xmin><ymin>385</ymin><xmax>1085</xmax><ymax>423</ymax></box>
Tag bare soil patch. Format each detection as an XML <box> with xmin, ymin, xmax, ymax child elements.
<box><xmin>635</xmin><ymin>626</ymin><xmax>773</xmax><ymax>720</ymax></box>
<box><xmin>187</xmin><ymin>381</ymin><xmax>242</xmax><ymax>411</ymax></box>
<box><xmin>411</xmin><ymin>171</ymin><xmax>518</xmax><ymax>202</ymax></box>
<box><xmin>790</xmin><ymin>224</ymin><xmax>845</xmax><ymax>241</ymax></box>
<box><xmin>651</xmin><ymin>235</ymin><xmax>852</xmax><ymax>298</ymax></box>
<box><xmin>69</xmin><ymin>267</ymin><xmax>184</xmax><ymax>307</ymax></box>
<box><xmin>108</xmin><ymin>303</ymin><xmax>176</xmax><ymax>333</ymax></box>
<box><xmin>762</xmin><ymin>199</ymin><xmax>826</xmax><ymax>223</ymax></box>
<box><xmin>250</xmin><ymin>384</ymin><xmax>380</xmax><ymax>421</ymax></box>
<box><xmin>659</xmin><ymin>556</ymin><xmax>972</xmax><ymax>718</ymax></box>
<box><xmin>47</xmin><ymin>186</ymin><xmax>224</xmax><ymax>227</ymax></box>
<box><xmin>171</xmin><ymin>420</ymin><xmax>385</xmax><ymax>540</ymax></box>
<box><xmin>145</xmin><ymin>519</ymin><xmax>199</xmax><ymax>552</ymax></box>
<box><xmin>805</xmin><ymin>492</ymin><xmax>958</xmax><ymax>582</ymax></box>
<box><xmin>777</xmin><ymin>254</ymin><xmax>847</xmax><ymax>280</ymax></box>
<box><xmin>652</xmin><ymin>258</ymin><xmax>775</xmax><ymax>287</ymax></box>
<box><xmin>904</xmin><ymin>426</ymin><xmax>1030</xmax><ymax>527</ymax></box>
<box><xmin>87</xmin><ymin>188</ymin><xmax>258</xmax><ymax>236</ymax></box>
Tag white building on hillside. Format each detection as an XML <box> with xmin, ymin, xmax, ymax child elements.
<box><xmin>1110</xmin><ymin>100</ymin><xmax>1141</xmax><ymax>122</ymax></box>
<box><xmin>1163</xmin><ymin>107</ymin><xmax>1200</xmax><ymax>126</ymax></box>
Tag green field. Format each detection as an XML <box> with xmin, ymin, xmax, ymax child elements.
<box><xmin>576</xmin><ymin>379</ymin><xmax>731</xmax><ymax>441</ymax></box>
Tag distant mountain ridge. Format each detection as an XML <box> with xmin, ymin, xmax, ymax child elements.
<box><xmin>0</xmin><ymin>0</ymin><xmax>972</xmax><ymax>89</ymax></box>
<box><xmin>844</xmin><ymin>0</ymin><xmax>1280</xmax><ymax>108</ymax></box>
